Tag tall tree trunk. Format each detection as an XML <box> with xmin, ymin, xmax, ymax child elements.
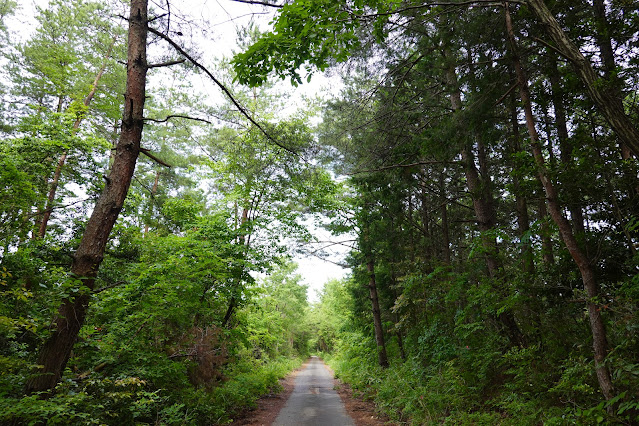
<box><xmin>537</xmin><ymin>191</ymin><xmax>554</xmax><ymax>265</ymax></box>
<box><xmin>505</xmin><ymin>2</ymin><xmax>614</xmax><ymax>400</ymax></box>
<box><xmin>508</xmin><ymin>94</ymin><xmax>534</xmax><ymax>274</ymax></box>
<box><xmin>592</xmin><ymin>0</ymin><xmax>631</xmax><ymax>160</ymax></box>
<box><xmin>445</xmin><ymin>59</ymin><xmax>525</xmax><ymax>347</ymax></box>
<box><xmin>439</xmin><ymin>172</ymin><xmax>451</xmax><ymax>264</ymax></box>
<box><xmin>407</xmin><ymin>193</ymin><xmax>417</xmax><ymax>261</ymax></box>
<box><xmin>223</xmin><ymin>206</ymin><xmax>251</xmax><ymax>327</ymax></box>
<box><xmin>389</xmin><ymin>271</ymin><xmax>407</xmax><ymax>361</ymax></box>
<box><xmin>366</xmin><ymin>255</ymin><xmax>389</xmax><ymax>368</ymax></box>
<box><xmin>39</xmin><ymin>38</ymin><xmax>117</xmax><ymax>238</ymax></box>
<box><xmin>445</xmin><ymin>57</ymin><xmax>500</xmax><ymax>273</ymax></box>
<box><xmin>526</xmin><ymin>0</ymin><xmax>639</xmax><ymax>157</ymax></box>
<box><xmin>547</xmin><ymin>56</ymin><xmax>586</xmax><ymax>237</ymax></box>
<box><xmin>25</xmin><ymin>1</ymin><xmax>149</xmax><ymax>394</ymax></box>
<box><xmin>418</xmin><ymin>180</ymin><xmax>432</xmax><ymax>259</ymax></box>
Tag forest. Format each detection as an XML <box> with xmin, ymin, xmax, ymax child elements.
<box><xmin>1</xmin><ymin>0</ymin><xmax>638</xmax><ymax>424</ymax></box>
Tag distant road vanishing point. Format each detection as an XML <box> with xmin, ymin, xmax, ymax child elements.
<box><xmin>273</xmin><ymin>356</ymin><xmax>355</xmax><ymax>426</ymax></box>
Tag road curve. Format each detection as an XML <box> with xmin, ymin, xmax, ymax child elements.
<box><xmin>273</xmin><ymin>356</ymin><xmax>355</xmax><ymax>426</ymax></box>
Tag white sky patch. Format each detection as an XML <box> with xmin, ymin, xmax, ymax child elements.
<box><xmin>296</xmin><ymin>255</ymin><xmax>348</xmax><ymax>303</ymax></box>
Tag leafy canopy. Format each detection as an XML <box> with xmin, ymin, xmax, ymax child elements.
<box><xmin>232</xmin><ymin>0</ymin><xmax>400</xmax><ymax>86</ymax></box>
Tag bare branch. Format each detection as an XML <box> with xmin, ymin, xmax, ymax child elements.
<box><xmin>230</xmin><ymin>0</ymin><xmax>284</xmax><ymax>7</ymax></box>
<box><xmin>144</xmin><ymin>114</ymin><xmax>212</xmax><ymax>124</ymax></box>
<box><xmin>147</xmin><ymin>58</ymin><xmax>186</xmax><ymax>68</ymax></box>
<box><xmin>140</xmin><ymin>148</ymin><xmax>172</xmax><ymax>168</ymax></box>
<box><xmin>304</xmin><ymin>251</ymin><xmax>351</xmax><ymax>268</ymax></box>
<box><xmin>147</xmin><ymin>13</ymin><xmax>168</xmax><ymax>23</ymax></box>
<box><xmin>307</xmin><ymin>240</ymin><xmax>357</xmax><ymax>254</ymax></box>
<box><xmin>26</xmin><ymin>197</ymin><xmax>90</xmax><ymax>218</ymax></box>
<box><xmin>146</xmin><ymin>26</ymin><xmax>299</xmax><ymax>156</ymax></box>
<box><xmin>168</xmin><ymin>352</ymin><xmax>195</xmax><ymax>359</ymax></box>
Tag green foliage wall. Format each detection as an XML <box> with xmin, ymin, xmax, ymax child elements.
<box><xmin>0</xmin><ymin>1</ymin><xmax>323</xmax><ymax>423</ymax></box>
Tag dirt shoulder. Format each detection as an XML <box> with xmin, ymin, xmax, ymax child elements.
<box><xmin>230</xmin><ymin>358</ymin><xmax>394</xmax><ymax>426</ymax></box>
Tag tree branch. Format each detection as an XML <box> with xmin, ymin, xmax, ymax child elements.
<box><xmin>230</xmin><ymin>0</ymin><xmax>284</xmax><ymax>7</ymax></box>
<box><xmin>147</xmin><ymin>58</ymin><xmax>186</xmax><ymax>68</ymax></box>
<box><xmin>140</xmin><ymin>148</ymin><xmax>172</xmax><ymax>167</ymax></box>
<box><xmin>531</xmin><ymin>36</ymin><xmax>571</xmax><ymax>61</ymax></box>
<box><xmin>147</xmin><ymin>13</ymin><xmax>168</xmax><ymax>23</ymax></box>
<box><xmin>304</xmin><ymin>251</ymin><xmax>351</xmax><ymax>268</ymax></box>
<box><xmin>26</xmin><ymin>198</ymin><xmax>90</xmax><ymax>218</ymax></box>
<box><xmin>146</xmin><ymin>26</ymin><xmax>299</xmax><ymax>156</ymax></box>
<box><xmin>144</xmin><ymin>114</ymin><xmax>212</xmax><ymax>124</ymax></box>
<box><xmin>347</xmin><ymin>0</ymin><xmax>518</xmax><ymax>22</ymax></box>
<box><xmin>493</xmin><ymin>82</ymin><xmax>518</xmax><ymax>106</ymax></box>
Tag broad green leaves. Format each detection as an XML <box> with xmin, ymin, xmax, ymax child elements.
<box><xmin>232</xmin><ymin>0</ymin><xmax>399</xmax><ymax>86</ymax></box>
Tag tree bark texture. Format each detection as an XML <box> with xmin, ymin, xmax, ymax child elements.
<box><xmin>537</xmin><ymin>193</ymin><xmax>554</xmax><ymax>264</ymax></box>
<box><xmin>505</xmin><ymin>2</ymin><xmax>614</xmax><ymax>400</ymax></box>
<box><xmin>25</xmin><ymin>0</ymin><xmax>148</xmax><ymax>394</ymax></box>
<box><xmin>445</xmin><ymin>65</ymin><xmax>499</xmax><ymax>274</ymax></box>
<box><xmin>526</xmin><ymin>0</ymin><xmax>639</xmax><ymax>157</ymax></box>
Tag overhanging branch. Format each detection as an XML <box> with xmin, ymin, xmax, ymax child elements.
<box><xmin>230</xmin><ymin>0</ymin><xmax>284</xmax><ymax>7</ymax></box>
<box><xmin>144</xmin><ymin>114</ymin><xmax>212</xmax><ymax>124</ymax></box>
<box><xmin>146</xmin><ymin>26</ymin><xmax>299</xmax><ymax>156</ymax></box>
<box><xmin>346</xmin><ymin>0</ymin><xmax>519</xmax><ymax>22</ymax></box>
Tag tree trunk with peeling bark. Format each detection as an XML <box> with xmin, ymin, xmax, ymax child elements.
<box><xmin>25</xmin><ymin>0</ymin><xmax>149</xmax><ymax>394</ymax></box>
<box><xmin>505</xmin><ymin>2</ymin><xmax>615</xmax><ymax>401</ymax></box>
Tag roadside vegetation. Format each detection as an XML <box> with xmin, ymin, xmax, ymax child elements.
<box><xmin>1</xmin><ymin>1</ymin><xmax>318</xmax><ymax>423</ymax></box>
<box><xmin>2</xmin><ymin>0</ymin><xmax>639</xmax><ymax>425</ymax></box>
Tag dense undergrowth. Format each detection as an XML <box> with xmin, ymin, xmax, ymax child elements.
<box><xmin>326</xmin><ymin>336</ymin><xmax>637</xmax><ymax>425</ymax></box>
<box><xmin>314</xmin><ymin>274</ymin><xmax>639</xmax><ymax>426</ymax></box>
<box><xmin>1</xmin><ymin>355</ymin><xmax>301</xmax><ymax>425</ymax></box>
<box><xmin>1</xmin><ymin>223</ymin><xmax>311</xmax><ymax>425</ymax></box>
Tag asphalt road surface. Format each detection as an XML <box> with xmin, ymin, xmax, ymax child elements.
<box><xmin>273</xmin><ymin>356</ymin><xmax>355</xmax><ymax>426</ymax></box>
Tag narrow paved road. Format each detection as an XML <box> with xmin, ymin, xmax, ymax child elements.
<box><xmin>273</xmin><ymin>356</ymin><xmax>355</xmax><ymax>426</ymax></box>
